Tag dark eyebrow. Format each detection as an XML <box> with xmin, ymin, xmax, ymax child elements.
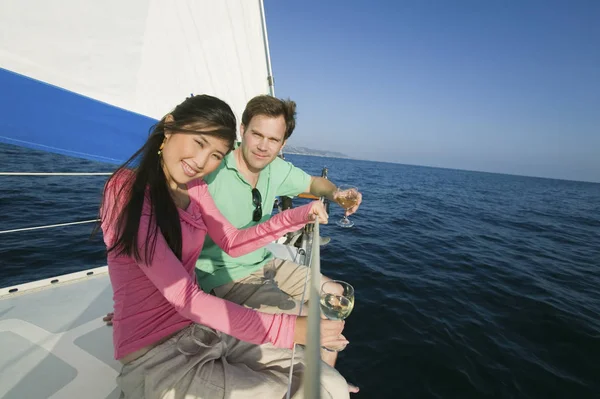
<box><xmin>198</xmin><ymin>134</ymin><xmax>227</xmax><ymax>157</ymax></box>
<box><xmin>251</xmin><ymin>128</ymin><xmax>281</xmax><ymax>142</ymax></box>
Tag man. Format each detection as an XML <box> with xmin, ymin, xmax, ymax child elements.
<box><xmin>195</xmin><ymin>95</ymin><xmax>362</xmax><ymax>386</ymax></box>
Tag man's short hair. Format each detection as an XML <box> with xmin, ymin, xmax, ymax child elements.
<box><xmin>242</xmin><ymin>95</ymin><xmax>297</xmax><ymax>140</ymax></box>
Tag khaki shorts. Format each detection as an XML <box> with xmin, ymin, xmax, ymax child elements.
<box><xmin>213</xmin><ymin>258</ymin><xmax>324</xmax><ymax>316</ymax></box>
<box><xmin>117</xmin><ymin>324</ymin><xmax>348</xmax><ymax>399</ymax></box>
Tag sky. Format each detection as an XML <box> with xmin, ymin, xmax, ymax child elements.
<box><xmin>264</xmin><ymin>0</ymin><xmax>600</xmax><ymax>183</ymax></box>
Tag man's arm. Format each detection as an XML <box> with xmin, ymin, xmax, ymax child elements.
<box><xmin>308</xmin><ymin>176</ymin><xmax>337</xmax><ymax>201</ymax></box>
<box><xmin>307</xmin><ymin>177</ymin><xmax>363</xmax><ymax>216</ymax></box>
<box><xmin>273</xmin><ymin>157</ymin><xmax>362</xmax><ymax>215</ymax></box>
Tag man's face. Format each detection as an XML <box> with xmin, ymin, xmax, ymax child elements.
<box><xmin>240</xmin><ymin>114</ymin><xmax>286</xmax><ymax>172</ymax></box>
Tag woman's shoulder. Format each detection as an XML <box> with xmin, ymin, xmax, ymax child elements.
<box><xmin>102</xmin><ymin>169</ymin><xmax>136</xmax><ymax>210</ymax></box>
<box><xmin>187</xmin><ymin>178</ymin><xmax>209</xmax><ymax>198</ymax></box>
<box><xmin>106</xmin><ymin>168</ymin><xmax>135</xmax><ymax>190</ymax></box>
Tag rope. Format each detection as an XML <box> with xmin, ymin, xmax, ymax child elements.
<box><xmin>0</xmin><ymin>172</ymin><xmax>112</xmax><ymax>176</ymax></box>
<box><xmin>0</xmin><ymin>219</ymin><xmax>100</xmax><ymax>234</ymax></box>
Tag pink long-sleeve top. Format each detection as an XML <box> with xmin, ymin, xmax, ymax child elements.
<box><xmin>101</xmin><ymin>172</ymin><xmax>312</xmax><ymax>360</ymax></box>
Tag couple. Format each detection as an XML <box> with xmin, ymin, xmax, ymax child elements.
<box><xmin>100</xmin><ymin>94</ymin><xmax>363</xmax><ymax>398</ymax></box>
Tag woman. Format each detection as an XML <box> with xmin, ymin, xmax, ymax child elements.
<box><xmin>99</xmin><ymin>95</ymin><xmax>349</xmax><ymax>398</ymax></box>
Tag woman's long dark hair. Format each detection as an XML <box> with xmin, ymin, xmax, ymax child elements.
<box><xmin>96</xmin><ymin>95</ymin><xmax>236</xmax><ymax>264</ymax></box>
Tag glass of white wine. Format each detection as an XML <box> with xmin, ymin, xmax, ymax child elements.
<box><xmin>335</xmin><ymin>185</ymin><xmax>359</xmax><ymax>228</ymax></box>
<box><xmin>320</xmin><ymin>280</ymin><xmax>355</xmax><ymax>352</ymax></box>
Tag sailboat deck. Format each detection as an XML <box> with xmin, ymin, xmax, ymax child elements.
<box><xmin>0</xmin><ymin>269</ymin><xmax>120</xmax><ymax>399</ymax></box>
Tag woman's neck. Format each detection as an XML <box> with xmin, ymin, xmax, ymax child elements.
<box><xmin>170</xmin><ymin>187</ymin><xmax>190</xmax><ymax>209</ymax></box>
<box><xmin>163</xmin><ymin>164</ymin><xmax>189</xmax><ymax>209</ymax></box>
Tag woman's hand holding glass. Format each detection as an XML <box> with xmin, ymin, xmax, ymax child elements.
<box><xmin>294</xmin><ymin>317</ymin><xmax>348</xmax><ymax>348</ymax></box>
<box><xmin>319</xmin><ymin>280</ymin><xmax>354</xmax><ymax>351</ymax></box>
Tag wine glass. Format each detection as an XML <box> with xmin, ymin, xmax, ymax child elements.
<box><xmin>320</xmin><ymin>280</ymin><xmax>355</xmax><ymax>351</ymax></box>
<box><xmin>335</xmin><ymin>185</ymin><xmax>359</xmax><ymax>228</ymax></box>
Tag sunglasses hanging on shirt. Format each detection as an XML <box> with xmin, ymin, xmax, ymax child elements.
<box><xmin>252</xmin><ymin>188</ymin><xmax>262</xmax><ymax>222</ymax></box>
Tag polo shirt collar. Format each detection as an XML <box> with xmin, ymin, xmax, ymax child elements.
<box><xmin>223</xmin><ymin>145</ymin><xmax>271</xmax><ymax>189</ymax></box>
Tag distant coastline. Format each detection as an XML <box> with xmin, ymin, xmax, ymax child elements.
<box><xmin>283</xmin><ymin>148</ymin><xmax>599</xmax><ymax>184</ymax></box>
<box><xmin>283</xmin><ymin>145</ymin><xmax>351</xmax><ymax>159</ymax></box>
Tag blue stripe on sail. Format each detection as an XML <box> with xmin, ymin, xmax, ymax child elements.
<box><xmin>0</xmin><ymin>67</ymin><xmax>158</xmax><ymax>165</ymax></box>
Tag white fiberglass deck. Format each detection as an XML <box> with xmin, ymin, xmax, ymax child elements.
<box><xmin>0</xmin><ymin>267</ymin><xmax>120</xmax><ymax>399</ymax></box>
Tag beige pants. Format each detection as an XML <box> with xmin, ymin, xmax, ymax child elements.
<box><xmin>213</xmin><ymin>258</ymin><xmax>322</xmax><ymax>316</ymax></box>
<box><xmin>117</xmin><ymin>324</ymin><xmax>348</xmax><ymax>399</ymax></box>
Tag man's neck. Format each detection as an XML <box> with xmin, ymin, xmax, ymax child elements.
<box><xmin>234</xmin><ymin>147</ymin><xmax>261</xmax><ymax>187</ymax></box>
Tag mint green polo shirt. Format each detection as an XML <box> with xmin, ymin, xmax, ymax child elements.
<box><xmin>195</xmin><ymin>150</ymin><xmax>312</xmax><ymax>293</ymax></box>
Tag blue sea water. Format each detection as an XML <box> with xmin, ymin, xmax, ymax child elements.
<box><xmin>1</xmin><ymin>142</ymin><xmax>599</xmax><ymax>398</ymax></box>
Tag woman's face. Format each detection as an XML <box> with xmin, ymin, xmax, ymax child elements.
<box><xmin>161</xmin><ymin>127</ymin><xmax>230</xmax><ymax>190</ymax></box>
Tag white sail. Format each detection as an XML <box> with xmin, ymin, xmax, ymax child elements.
<box><xmin>0</xmin><ymin>0</ymin><xmax>271</xmax><ymax>136</ymax></box>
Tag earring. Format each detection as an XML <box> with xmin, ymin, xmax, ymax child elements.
<box><xmin>158</xmin><ymin>140</ymin><xmax>165</xmax><ymax>156</ymax></box>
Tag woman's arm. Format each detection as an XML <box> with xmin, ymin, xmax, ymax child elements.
<box><xmin>196</xmin><ymin>182</ymin><xmax>313</xmax><ymax>257</ymax></box>
<box><xmin>101</xmin><ymin>181</ymin><xmax>297</xmax><ymax>349</ymax></box>
<box><xmin>134</xmin><ymin>215</ymin><xmax>296</xmax><ymax>348</ymax></box>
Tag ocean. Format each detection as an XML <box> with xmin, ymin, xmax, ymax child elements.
<box><xmin>1</xmin><ymin>143</ymin><xmax>599</xmax><ymax>398</ymax></box>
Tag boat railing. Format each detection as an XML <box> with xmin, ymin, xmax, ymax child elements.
<box><xmin>0</xmin><ymin>172</ymin><xmax>110</xmax><ymax>235</ymax></box>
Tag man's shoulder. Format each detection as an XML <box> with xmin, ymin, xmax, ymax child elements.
<box><xmin>269</xmin><ymin>155</ymin><xmax>302</xmax><ymax>176</ymax></box>
<box><xmin>266</xmin><ymin>156</ymin><xmax>313</xmax><ymax>196</ymax></box>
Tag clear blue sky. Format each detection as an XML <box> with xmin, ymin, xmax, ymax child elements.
<box><xmin>264</xmin><ymin>0</ymin><xmax>600</xmax><ymax>182</ymax></box>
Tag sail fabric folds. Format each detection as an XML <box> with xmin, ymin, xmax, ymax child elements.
<box><xmin>0</xmin><ymin>0</ymin><xmax>270</xmax><ymax>164</ymax></box>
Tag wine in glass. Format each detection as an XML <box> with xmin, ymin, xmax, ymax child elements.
<box><xmin>320</xmin><ymin>280</ymin><xmax>355</xmax><ymax>351</ymax></box>
<box><xmin>335</xmin><ymin>185</ymin><xmax>359</xmax><ymax>228</ymax></box>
